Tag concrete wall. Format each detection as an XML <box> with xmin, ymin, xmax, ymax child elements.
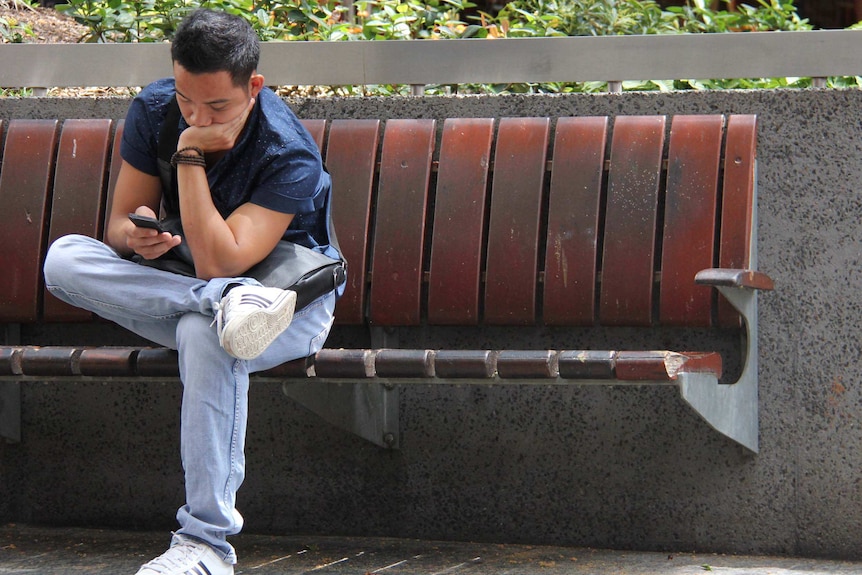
<box><xmin>1</xmin><ymin>89</ymin><xmax>861</xmax><ymax>559</ymax></box>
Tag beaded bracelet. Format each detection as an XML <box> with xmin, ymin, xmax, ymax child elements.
<box><xmin>170</xmin><ymin>146</ymin><xmax>206</xmax><ymax>168</ymax></box>
<box><xmin>173</xmin><ymin>155</ymin><xmax>207</xmax><ymax>168</ymax></box>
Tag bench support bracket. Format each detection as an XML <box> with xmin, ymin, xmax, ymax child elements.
<box><xmin>280</xmin><ymin>288</ymin><xmax>762</xmax><ymax>452</ymax></box>
<box><xmin>282</xmin><ymin>381</ymin><xmax>400</xmax><ymax>449</ymax></box>
<box><xmin>679</xmin><ymin>285</ymin><xmax>760</xmax><ymax>453</ymax></box>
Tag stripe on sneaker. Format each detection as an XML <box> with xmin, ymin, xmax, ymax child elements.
<box><xmin>238</xmin><ymin>293</ymin><xmax>277</xmax><ymax>307</ymax></box>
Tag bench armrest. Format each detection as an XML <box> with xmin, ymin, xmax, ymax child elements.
<box><xmin>695</xmin><ymin>268</ymin><xmax>774</xmax><ymax>291</ymax></box>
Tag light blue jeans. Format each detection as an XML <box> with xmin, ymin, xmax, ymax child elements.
<box><xmin>43</xmin><ymin>234</ymin><xmax>336</xmax><ymax>564</ymax></box>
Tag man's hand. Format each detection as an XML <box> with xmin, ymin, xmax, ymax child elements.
<box><xmin>126</xmin><ymin>207</ymin><xmax>182</xmax><ymax>260</ymax></box>
<box><xmin>178</xmin><ymin>97</ymin><xmax>255</xmax><ymax>153</ymax></box>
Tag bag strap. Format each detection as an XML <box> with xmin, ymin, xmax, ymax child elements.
<box><xmin>156</xmin><ymin>96</ymin><xmax>182</xmax><ymax>216</ymax></box>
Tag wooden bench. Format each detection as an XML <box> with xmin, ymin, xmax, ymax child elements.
<box><xmin>0</xmin><ymin>114</ymin><xmax>773</xmax><ymax>452</ymax></box>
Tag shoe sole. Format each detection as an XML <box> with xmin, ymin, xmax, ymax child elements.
<box><xmin>221</xmin><ymin>290</ymin><xmax>297</xmax><ymax>360</ymax></box>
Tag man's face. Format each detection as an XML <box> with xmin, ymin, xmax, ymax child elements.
<box><xmin>173</xmin><ymin>63</ymin><xmax>260</xmax><ymax>128</ymax></box>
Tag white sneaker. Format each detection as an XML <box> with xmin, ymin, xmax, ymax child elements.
<box><xmin>136</xmin><ymin>535</ymin><xmax>233</xmax><ymax>575</ymax></box>
<box><xmin>214</xmin><ymin>285</ymin><xmax>297</xmax><ymax>360</ymax></box>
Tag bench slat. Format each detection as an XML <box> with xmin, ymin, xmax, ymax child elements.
<box><xmin>0</xmin><ymin>346</ymin><xmax>22</xmax><ymax>375</ymax></box>
<box><xmin>497</xmin><ymin>350</ymin><xmax>558</xmax><ymax>378</ymax></box>
<box><xmin>135</xmin><ymin>348</ymin><xmax>180</xmax><ymax>377</ymax></box>
<box><xmin>427</xmin><ymin>118</ymin><xmax>495</xmax><ymax>325</ymax></box>
<box><xmin>300</xmin><ymin>119</ymin><xmax>327</xmax><ymax>152</ymax></box>
<box><xmin>326</xmin><ymin>119</ymin><xmax>381</xmax><ymax>325</ymax></box>
<box><xmin>600</xmin><ymin>115</ymin><xmax>666</xmax><ymax>326</ymax></box>
<box><xmin>20</xmin><ymin>346</ymin><xmax>80</xmax><ymax>376</ymax></box>
<box><xmin>718</xmin><ymin>114</ymin><xmax>758</xmax><ymax>327</ymax></box>
<box><xmin>44</xmin><ymin>119</ymin><xmax>114</xmax><ymax>322</ymax></box>
<box><xmin>543</xmin><ymin>116</ymin><xmax>608</xmax><ymax>325</ymax></box>
<box><xmin>78</xmin><ymin>347</ymin><xmax>137</xmax><ymax>377</ymax></box>
<box><xmin>696</xmin><ymin>268</ymin><xmax>773</xmax><ymax>291</ymax></box>
<box><xmin>257</xmin><ymin>356</ymin><xmax>312</xmax><ymax>378</ymax></box>
<box><xmin>0</xmin><ymin>120</ymin><xmax>59</xmax><ymax>323</ymax></box>
<box><xmin>434</xmin><ymin>350</ymin><xmax>497</xmax><ymax>379</ymax></box>
<box><xmin>315</xmin><ymin>348</ymin><xmax>375</xmax><ymax>378</ymax></box>
<box><xmin>369</xmin><ymin>119</ymin><xmax>436</xmax><ymax>326</ymax></box>
<box><xmin>376</xmin><ymin>349</ymin><xmax>435</xmax><ymax>378</ymax></box>
<box><xmin>484</xmin><ymin>117</ymin><xmax>550</xmax><ymax>325</ymax></box>
<box><xmin>659</xmin><ymin>115</ymin><xmax>723</xmax><ymax>327</ymax></box>
<box><xmin>615</xmin><ymin>350</ymin><xmax>722</xmax><ymax>381</ymax></box>
<box><xmin>558</xmin><ymin>350</ymin><xmax>616</xmax><ymax>379</ymax></box>
<box><xmin>103</xmin><ymin>120</ymin><xmax>125</xmax><ymax>235</ymax></box>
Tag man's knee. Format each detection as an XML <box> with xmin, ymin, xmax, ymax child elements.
<box><xmin>176</xmin><ymin>313</ymin><xmax>220</xmax><ymax>353</ymax></box>
<box><xmin>43</xmin><ymin>234</ymin><xmax>86</xmax><ymax>285</ymax></box>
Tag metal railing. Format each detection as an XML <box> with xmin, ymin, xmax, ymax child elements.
<box><xmin>1</xmin><ymin>29</ymin><xmax>861</xmax><ymax>94</ymax></box>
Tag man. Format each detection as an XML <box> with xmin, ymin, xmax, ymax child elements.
<box><xmin>43</xmin><ymin>9</ymin><xmax>341</xmax><ymax>575</ymax></box>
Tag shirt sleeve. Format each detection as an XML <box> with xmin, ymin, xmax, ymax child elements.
<box><xmin>249</xmin><ymin>143</ymin><xmax>328</xmax><ymax>215</ymax></box>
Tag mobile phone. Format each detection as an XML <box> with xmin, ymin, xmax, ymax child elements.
<box><xmin>128</xmin><ymin>213</ymin><xmax>166</xmax><ymax>233</ymax></box>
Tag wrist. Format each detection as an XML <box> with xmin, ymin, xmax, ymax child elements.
<box><xmin>171</xmin><ymin>146</ymin><xmax>206</xmax><ymax>168</ymax></box>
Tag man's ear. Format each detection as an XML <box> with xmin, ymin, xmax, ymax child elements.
<box><xmin>249</xmin><ymin>73</ymin><xmax>265</xmax><ymax>98</ymax></box>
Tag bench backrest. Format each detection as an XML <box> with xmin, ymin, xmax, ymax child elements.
<box><xmin>0</xmin><ymin>114</ymin><xmax>756</xmax><ymax>329</ymax></box>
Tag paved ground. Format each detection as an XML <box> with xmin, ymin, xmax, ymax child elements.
<box><xmin>1</xmin><ymin>524</ymin><xmax>861</xmax><ymax>575</ymax></box>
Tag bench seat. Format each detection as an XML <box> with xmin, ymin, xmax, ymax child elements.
<box><xmin>0</xmin><ymin>113</ymin><xmax>773</xmax><ymax>452</ymax></box>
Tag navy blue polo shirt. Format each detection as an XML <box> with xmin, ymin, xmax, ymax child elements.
<box><xmin>121</xmin><ymin>78</ymin><xmax>338</xmax><ymax>260</ymax></box>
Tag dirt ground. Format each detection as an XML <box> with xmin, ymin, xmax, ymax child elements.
<box><xmin>0</xmin><ymin>0</ymin><xmax>88</xmax><ymax>43</ymax></box>
<box><xmin>0</xmin><ymin>1</ymin><xmax>315</xmax><ymax>97</ymax></box>
<box><xmin>1</xmin><ymin>0</ymin><xmax>144</xmax><ymax>95</ymax></box>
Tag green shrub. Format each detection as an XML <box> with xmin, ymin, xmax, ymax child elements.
<box><xmin>453</xmin><ymin>0</ymin><xmax>825</xmax><ymax>93</ymax></box>
<box><xmin>57</xmin><ymin>0</ymin><xmax>474</xmax><ymax>41</ymax></box>
<box><xmin>476</xmin><ymin>0</ymin><xmax>810</xmax><ymax>39</ymax></box>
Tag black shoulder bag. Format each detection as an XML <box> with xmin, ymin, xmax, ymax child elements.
<box><xmin>135</xmin><ymin>97</ymin><xmax>346</xmax><ymax>310</ymax></box>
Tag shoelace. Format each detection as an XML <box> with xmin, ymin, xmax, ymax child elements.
<box><xmin>210</xmin><ymin>299</ymin><xmax>225</xmax><ymax>331</ymax></box>
<box><xmin>210</xmin><ymin>292</ymin><xmax>241</xmax><ymax>332</ymax></box>
<box><xmin>141</xmin><ymin>539</ymin><xmax>206</xmax><ymax>573</ymax></box>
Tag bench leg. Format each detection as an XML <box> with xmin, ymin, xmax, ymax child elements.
<box><xmin>282</xmin><ymin>381</ymin><xmax>400</xmax><ymax>449</ymax></box>
<box><xmin>679</xmin><ymin>285</ymin><xmax>759</xmax><ymax>453</ymax></box>
<box><xmin>0</xmin><ymin>381</ymin><xmax>20</xmax><ymax>443</ymax></box>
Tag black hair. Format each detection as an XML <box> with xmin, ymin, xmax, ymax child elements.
<box><xmin>171</xmin><ymin>9</ymin><xmax>260</xmax><ymax>86</ymax></box>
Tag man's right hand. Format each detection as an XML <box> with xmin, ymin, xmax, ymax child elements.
<box><xmin>126</xmin><ymin>207</ymin><xmax>182</xmax><ymax>260</ymax></box>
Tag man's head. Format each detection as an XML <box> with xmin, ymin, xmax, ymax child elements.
<box><xmin>171</xmin><ymin>9</ymin><xmax>265</xmax><ymax>129</ymax></box>
<box><xmin>171</xmin><ymin>9</ymin><xmax>260</xmax><ymax>87</ymax></box>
